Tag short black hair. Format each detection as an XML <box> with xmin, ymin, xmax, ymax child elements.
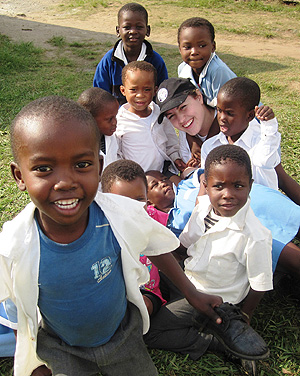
<box><xmin>178</xmin><ymin>17</ymin><xmax>215</xmax><ymax>44</ymax></box>
<box><xmin>118</xmin><ymin>2</ymin><xmax>148</xmax><ymax>24</ymax></box>
<box><xmin>219</xmin><ymin>77</ymin><xmax>261</xmax><ymax>111</ymax></box>
<box><xmin>205</xmin><ymin>144</ymin><xmax>252</xmax><ymax>182</ymax></box>
<box><xmin>101</xmin><ymin>159</ymin><xmax>147</xmax><ymax>193</ymax></box>
<box><xmin>10</xmin><ymin>96</ymin><xmax>100</xmax><ymax>163</ymax></box>
<box><xmin>122</xmin><ymin>61</ymin><xmax>157</xmax><ymax>86</ymax></box>
<box><xmin>77</xmin><ymin>87</ymin><xmax>118</xmax><ymax>117</ymax></box>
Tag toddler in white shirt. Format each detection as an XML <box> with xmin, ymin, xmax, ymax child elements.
<box><xmin>116</xmin><ymin>61</ymin><xmax>185</xmax><ymax>184</ymax></box>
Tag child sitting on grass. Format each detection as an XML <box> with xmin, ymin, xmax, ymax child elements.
<box><xmin>77</xmin><ymin>87</ymin><xmax>119</xmax><ymax>170</ymax></box>
<box><xmin>180</xmin><ymin>144</ymin><xmax>273</xmax><ymax>321</ymax></box>
<box><xmin>100</xmin><ymin>159</ymin><xmax>269</xmax><ymax>375</ymax></box>
<box><xmin>116</xmin><ymin>61</ymin><xmax>185</xmax><ymax>182</ymax></box>
<box><xmin>101</xmin><ymin>159</ymin><xmax>169</xmax><ymax>317</ymax></box>
<box><xmin>93</xmin><ymin>2</ymin><xmax>168</xmax><ymax>105</ymax></box>
<box><xmin>0</xmin><ymin>96</ymin><xmax>223</xmax><ymax>376</ymax></box>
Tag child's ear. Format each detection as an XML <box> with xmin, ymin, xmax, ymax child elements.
<box><xmin>154</xmin><ymin>86</ymin><xmax>158</xmax><ymax>96</ymax></box>
<box><xmin>147</xmin><ymin>198</ymin><xmax>154</xmax><ymax>207</ymax></box>
<box><xmin>212</xmin><ymin>41</ymin><xmax>216</xmax><ymax>52</ymax></box>
<box><xmin>247</xmin><ymin>109</ymin><xmax>255</xmax><ymax>122</ymax></box>
<box><xmin>146</xmin><ymin>25</ymin><xmax>151</xmax><ymax>37</ymax></box>
<box><xmin>10</xmin><ymin>162</ymin><xmax>26</xmax><ymax>191</ymax></box>
<box><xmin>249</xmin><ymin>178</ymin><xmax>254</xmax><ymax>193</ymax></box>
<box><xmin>116</xmin><ymin>26</ymin><xmax>120</xmax><ymax>37</ymax></box>
<box><xmin>120</xmin><ymin>85</ymin><xmax>126</xmax><ymax>96</ymax></box>
<box><xmin>202</xmin><ymin>179</ymin><xmax>208</xmax><ymax>191</ymax></box>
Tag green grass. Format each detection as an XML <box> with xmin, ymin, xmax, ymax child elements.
<box><xmin>0</xmin><ymin>0</ymin><xmax>299</xmax><ymax>373</ymax></box>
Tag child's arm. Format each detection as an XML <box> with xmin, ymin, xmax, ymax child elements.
<box><xmin>93</xmin><ymin>53</ymin><xmax>112</xmax><ymax>92</ymax></box>
<box><xmin>186</xmin><ymin>134</ymin><xmax>202</xmax><ymax>163</ymax></box>
<box><xmin>275</xmin><ymin>162</ymin><xmax>300</xmax><ymax>205</ymax></box>
<box><xmin>174</xmin><ymin>158</ymin><xmax>187</xmax><ymax>172</ymax></box>
<box><xmin>163</xmin><ymin>118</ymin><xmax>184</xmax><ymax>166</ymax></box>
<box><xmin>240</xmin><ymin>288</ymin><xmax>265</xmax><ymax>324</ymax></box>
<box><xmin>250</xmin><ymin>105</ymin><xmax>281</xmax><ymax>169</ymax></box>
<box><xmin>148</xmin><ymin>253</ymin><xmax>223</xmax><ymax>323</ymax></box>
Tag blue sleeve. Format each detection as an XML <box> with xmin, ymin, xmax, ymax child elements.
<box><xmin>210</xmin><ymin>66</ymin><xmax>236</xmax><ymax>100</ymax></box>
<box><xmin>147</xmin><ymin>51</ymin><xmax>168</xmax><ymax>86</ymax></box>
<box><xmin>93</xmin><ymin>50</ymin><xmax>113</xmax><ymax>92</ymax></box>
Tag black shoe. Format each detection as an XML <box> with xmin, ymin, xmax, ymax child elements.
<box><xmin>194</xmin><ymin>303</ymin><xmax>269</xmax><ymax>360</ymax></box>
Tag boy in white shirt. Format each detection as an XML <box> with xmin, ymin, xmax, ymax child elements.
<box><xmin>116</xmin><ymin>61</ymin><xmax>185</xmax><ymax>182</ymax></box>
<box><xmin>200</xmin><ymin>77</ymin><xmax>281</xmax><ymax>190</ymax></box>
<box><xmin>181</xmin><ymin>144</ymin><xmax>273</xmax><ymax>322</ymax></box>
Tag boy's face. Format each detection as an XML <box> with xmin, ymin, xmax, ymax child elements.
<box><xmin>165</xmin><ymin>92</ymin><xmax>205</xmax><ymax>136</ymax></box>
<box><xmin>120</xmin><ymin>69</ymin><xmax>157</xmax><ymax>117</ymax></box>
<box><xmin>94</xmin><ymin>100</ymin><xmax>119</xmax><ymax>136</ymax></box>
<box><xmin>11</xmin><ymin>117</ymin><xmax>101</xmax><ymax>242</ymax></box>
<box><xmin>109</xmin><ymin>177</ymin><xmax>147</xmax><ymax>204</ymax></box>
<box><xmin>217</xmin><ymin>92</ymin><xmax>255</xmax><ymax>143</ymax></box>
<box><xmin>116</xmin><ymin>10</ymin><xmax>150</xmax><ymax>51</ymax></box>
<box><xmin>146</xmin><ymin>171</ymin><xmax>175</xmax><ymax>210</ymax></box>
<box><xmin>179</xmin><ymin>26</ymin><xmax>215</xmax><ymax>76</ymax></box>
<box><xmin>204</xmin><ymin>160</ymin><xmax>253</xmax><ymax>217</ymax></box>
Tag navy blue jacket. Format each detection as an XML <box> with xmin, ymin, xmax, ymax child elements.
<box><xmin>93</xmin><ymin>40</ymin><xmax>168</xmax><ymax>105</ymax></box>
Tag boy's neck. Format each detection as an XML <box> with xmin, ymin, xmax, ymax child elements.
<box><xmin>128</xmin><ymin>104</ymin><xmax>152</xmax><ymax>118</ymax></box>
<box><xmin>123</xmin><ymin>43</ymin><xmax>143</xmax><ymax>63</ymax></box>
<box><xmin>192</xmin><ymin>69</ymin><xmax>201</xmax><ymax>82</ymax></box>
<box><xmin>36</xmin><ymin>208</ymin><xmax>89</xmax><ymax>244</ymax></box>
<box><xmin>226</xmin><ymin>126</ymin><xmax>249</xmax><ymax>144</ymax></box>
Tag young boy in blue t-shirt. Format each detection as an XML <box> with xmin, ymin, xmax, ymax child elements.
<box><xmin>0</xmin><ymin>96</ymin><xmax>223</xmax><ymax>376</ymax></box>
<box><xmin>93</xmin><ymin>2</ymin><xmax>168</xmax><ymax>105</ymax></box>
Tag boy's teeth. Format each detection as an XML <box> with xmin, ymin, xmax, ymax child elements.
<box><xmin>55</xmin><ymin>199</ymin><xmax>79</xmax><ymax>209</ymax></box>
<box><xmin>183</xmin><ymin>119</ymin><xmax>193</xmax><ymax>128</ymax></box>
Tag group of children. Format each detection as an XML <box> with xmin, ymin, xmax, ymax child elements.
<box><xmin>0</xmin><ymin>2</ymin><xmax>299</xmax><ymax>376</ymax></box>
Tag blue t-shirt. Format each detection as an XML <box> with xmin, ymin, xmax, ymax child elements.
<box><xmin>37</xmin><ymin>202</ymin><xmax>127</xmax><ymax>347</ymax></box>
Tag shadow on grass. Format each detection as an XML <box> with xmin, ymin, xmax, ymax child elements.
<box><xmin>0</xmin><ymin>14</ymin><xmax>289</xmax><ymax>77</ymax></box>
<box><xmin>218</xmin><ymin>52</ymin><xmax>288</xmax><ymax>76</ymax></box>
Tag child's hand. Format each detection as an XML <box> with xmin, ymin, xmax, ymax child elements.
<box><xmin>187</xmin><ymin>289</ymin><xmax>223</xmax><ymax>324</ymax></box>
<box><xmin>255</xmin><ymin>105</ymin><xmax>274</xmax><ymax>121</ymax></box>
<box><xmin>186</xmin><ymin>156</ymin><xmax>201</xmax><ymax>168</ymax></box>
<box><xmin>174</xmin><ymin>158</ymin><xmax>187</xmax><ymax>172</ymax></box>
<box><xmin>143</xmin><ymin>295</ymin><xmax>154</xmax><ymax>316</ymax></box>
<box><xmin>31</xmin><ymin>365</ymin><xmax>52</xmax><ymax>376</ymax></box>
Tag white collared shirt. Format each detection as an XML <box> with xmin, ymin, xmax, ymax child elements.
<box><xmin>114</xmin><ymin>40</ymin><xmax>147</xmax><ymax>65</ymax></box>
<box><xmin>180</xmin><ymin>195</ymin><xmax>273</xmax><ymax>304</ymax></box>
<box><xmin>201</xmin><ymin>117</ymin><xmax>281</xmax><ymax>190</ymax></box>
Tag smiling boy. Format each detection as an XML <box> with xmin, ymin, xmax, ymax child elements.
<box><xmin>0</xmin><ymin>96</ymin><xmax>226</xmax><ymax>376</ymax></box>
<box><xmin>93</xmin><ymin>2</ymin><xmax>168</xmax><ymax>105</ymax></box>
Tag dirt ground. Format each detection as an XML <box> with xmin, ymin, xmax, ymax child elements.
<box><xmin>1</xmin><ymin>0</ymin><xmax>300</xmax><ymax>60</ymax></box>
